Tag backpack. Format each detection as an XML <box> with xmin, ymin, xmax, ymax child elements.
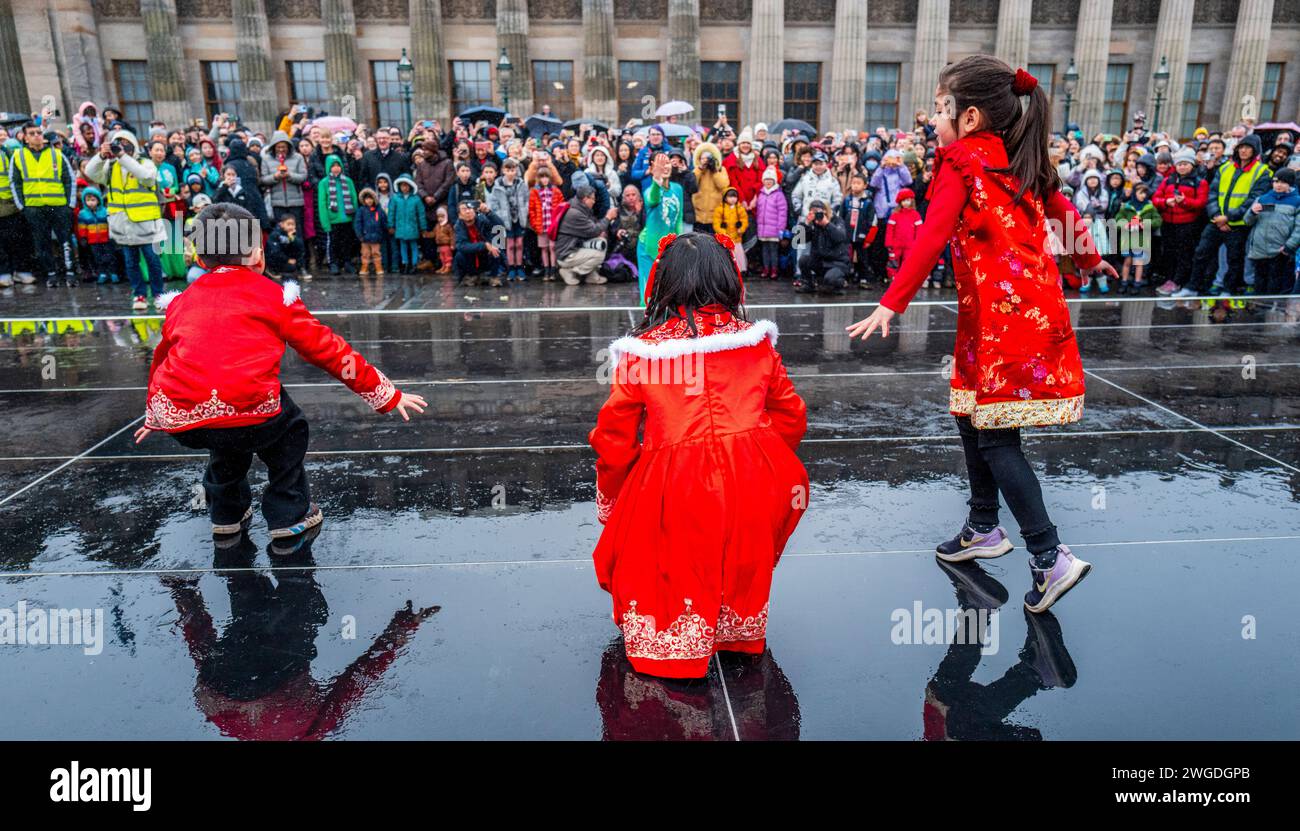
<box><xmin>545</xmin><ymin>199</ymin><xmax>571</xmax><ymax>241</ymax></box>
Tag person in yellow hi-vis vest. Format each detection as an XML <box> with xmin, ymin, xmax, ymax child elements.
<box><xmin>10</xmin><ymin>122</ymin><xmax>77</xmax><ymax>288</ymax></box>
<box><xmin>1182</xmin><ymin>133</ymin><xmax>1273</xmax><ymax>298</ymax></box>
<box><xmin>85</xmin><ymin>129</ymin><xmax>167</xmax><ymax>312</ymax></box>
<box><xmin>0</xmin><ymin>137</ymin><xmax>34</xmax><ymax>288</ymax></box>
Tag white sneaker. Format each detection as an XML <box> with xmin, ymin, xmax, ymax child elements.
<box><xmin>1172</xmin><ymin>287</ymin><xmax>1197</xmax><ymax>298</ymax></box>
<box><xmin>131</xmin><ymin>295</ymin><xmax>148</xmax><ymax>311</ymax></box>
<box><xmin>0</xmin><ymin>274</ymin><xmax>12</xmax><ymax>288</ymax></box>
<box><xmin>16</xmin><ymin>272</ymin><xmax>35</xmax><ymax>284</ymax></box>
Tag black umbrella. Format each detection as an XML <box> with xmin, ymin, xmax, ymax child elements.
<box><xmin>457</xmin><ymin>105</ymin><xmax>507</xmax><ymax>126</ymax></box>
<box><xmin>770</xmin><ymin>118</ymin><xmax>817</xmax><ymax>137</ymax></box>
<box><xmin>524</xmin><ymin>114</ymin><xmax>563</xmax><ymax>137</ymax></box>
<box><xmin>562</xmin><ymin>118</ymin><xmax>610</xmax><ymax>133</ymax></box>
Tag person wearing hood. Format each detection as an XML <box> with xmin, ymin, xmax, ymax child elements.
<box><xmin>75</xmin><ymin>185</ymin><xmax>117</xmax><ymax>284</ymax></box>
<box><xmin>260</xmin><ymin>130</ymin><xmax>308</xmax><ymax>233</ymax></box>
<box><xmin>222</xmin><ymin>137</ymin><xmax>261</xmax><ymax>196</ymax></box>
<box><xmin>85</xmin><ymin>128</ymin><xmax>165</xmax><ymax>309</ymax></box>
<box><xmin>1152</xmin><ymin>148</ymin><xmax>1209</xmax><ymax>294</ymax></box>
<box><xmin>316</xmin><ymin>154</ymin><xmax>358</xmax><ymax>274</ymax></box>
<box><xmin>10</xmin><ymin>121</ymin><xmax>78</xmax><ymax>288</ymax></box>
<box><xmin>1182</xmin><ymin>133</ymin><xmax>1272</xmax><ymax>297</ymax></box>
<box><xmin>0</xmin><ymin>135</ymin><xmax>35</xmax><ymax>287</ymax></box>
<box><xmin>1132</xmin><ymin>151</ymin><xmax>1158</xmax><ymax>193</ymax></box>
<box><xmin>690</xmin><ymin>140</ymin><xmax>729</xmax><ymax>233</ymax></box>
<box><xmin>584</xmin><ymin>145</ymin><xmax>621</xmax><ymax>196</ymax></box>
<box><xmin>1243</xmin><ymin>167</ymin><xmax>1300</xmax><ymax>297</ymax></box>
<box><xmin>384</xmin><ymin>173</ymin><xmax>427</xmax><ymax>275</ymax></box>
<box><xmin>1267</xmin><ymin>140</ymin><xmax>1294</xmax><ymax>174</ymax></box>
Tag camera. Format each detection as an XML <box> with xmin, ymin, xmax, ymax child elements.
<box><xmin>108</xmin><ymin>140</ymin><xmax>126</xmax><ymax>157</ymax></box>
<box><xmin>813</xmin><ymin>210</ymin><xmax>826</xmax><ymax>222</ymax></box>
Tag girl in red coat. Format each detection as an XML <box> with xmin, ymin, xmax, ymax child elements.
<box><xmin>134</xmin><ymin>202</ymin><xmax>428</xmax><ymax>548</ymax></box>
<box><xmin>847</xmin><ymin>57</ymin><xmax>1118</xmax><ymax>614</ymax></box>
<box><xmin>885</xmin><ymin>187</ymin><xmax>923</xmax><ymax>282</ymax></box>
<box><xmin>589</xmin><ymin>233</ymin><xmax>808</xmax><ymax>679</ymax></box>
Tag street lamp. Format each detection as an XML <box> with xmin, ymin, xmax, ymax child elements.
<box><xmin>1151</xmin><ymin>55</ymin><xmax>1170</xmax><ymax>134</ymax></box>
<box><xmin>1062</xmin><ymin>59</ymin><xmax>1078</xmax><ymax>135</ymax></box>
<box><xmin>397</xmin><ymin>47</ymin><xmax>414</xmax><ymax>133</ymax></box>
<box><xmin>497</xmin><ymin>48</ymin><xmax>514</xmax><ymax>116</ymax></box>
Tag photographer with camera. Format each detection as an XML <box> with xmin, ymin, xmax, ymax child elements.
<box><xmin>690</xmin><ymin>140</ymin><xmax>729</xmax><ymax>234</ymax></box>
<box><xmin>794</xmin><ymin>199</ymin><xmax>852</xmax><ymax>295</ymax></box>
<box><xmin>85</xmin><ymin>129</ymin><xmax>167</xmax><ymax>311</ymax></box>
<box><xmin>10</xmin><ymin>121</ymin><xmax>77</xmax><ymax>288</ymax></box>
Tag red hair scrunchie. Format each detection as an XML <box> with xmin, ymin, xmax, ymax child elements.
<box><xmin>1012</xmin><ymin>67</ymin><xmax>1037</xmax><ymax>96</ymax></box>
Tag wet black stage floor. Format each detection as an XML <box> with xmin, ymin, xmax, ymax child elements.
<box><xmin>2</xmin><ymin>279</ymin><xmax>1299</xmax><ymax>740</ymax></box>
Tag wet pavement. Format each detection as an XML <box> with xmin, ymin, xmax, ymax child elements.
<box><xmin>1</xmin><ymin>292</ymin><xmax>1298</xmax><ymax>739</ymax></box>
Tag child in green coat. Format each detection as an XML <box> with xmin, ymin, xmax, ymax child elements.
<box><xmin>1115</xmin><ymin>182</ymin><xmax>1163</xmax><ymax>294</ymax></box>
<box><xmin>316</xmin><ymin>155</ymin><xmax>358</xmax><ymax>274</ymax></box>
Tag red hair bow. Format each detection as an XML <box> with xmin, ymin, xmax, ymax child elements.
<box><xmin>1012</xmin><ymin>67</ymin><xmax>1037</xmax><ymax>96</ymax></box>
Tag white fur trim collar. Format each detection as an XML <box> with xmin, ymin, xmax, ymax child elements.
<box><xmin>282</xmin><ymin>280</ymin><xmax>300</xmax><ymax>306</ymax></box>
<box><xmin>155</xmin><ymin>290</ymin><xmax>182</xmax><ymax>311</ymax></box>
<box><xmin>609</xmin><ymin>319</ymin><xmax>778</xmax><ymax>363</ymax></box>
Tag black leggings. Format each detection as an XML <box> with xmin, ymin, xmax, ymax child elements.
<box><xmin>955</xmin><ymin>416</ymin><xmax>1059</xmax><ymax>555</ymax></box>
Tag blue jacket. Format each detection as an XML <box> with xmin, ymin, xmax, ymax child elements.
<box><xmin>352</xmin><ymin>194</ymin><xmax>388</xmax><ymax>243</ymax></box>
<box><xmin>454</xmin><ymin>210</ymin><xmax>503</xmax><ymax>254</ymax></box>
<box><xmin>386</xmin><ymin>176</ymin><xmax>428</xmax><ymax>240</ymax></box>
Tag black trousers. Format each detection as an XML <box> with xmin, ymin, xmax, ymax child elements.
<box><xmin>172</xmin><ymin>389</ymin><xmax>311</xmax><ymax>531</ymax></box>
<box><xmin>23</xmin><ymin>205</ymin><xmax>73</xmax><ymax>279</ymax></box>
<box><xmin>1161</xmin><ymin>221</ymin><xmax>1201</xmax><ymax>287</ymax></box>
<box><xmin>798</xmin><ymin>253</ymin><xmax>848</xmax><ymax>290</ymax></box>
<box><xmin>1251</xmin><ymin>254</ymin><xmax>1297</xmax><ymax>295</ymax></box>
<box><xmin>1189</xmin><ymin>223</ymin><xmax>1249</xmax><ymax>293</ymax></box>
<box><xmin>955</xmin><ymin>415</ymin><xmax>1059</xmax><ymax>556</ymax></box>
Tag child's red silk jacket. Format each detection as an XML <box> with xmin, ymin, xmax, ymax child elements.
<box><xmin>145</xmin><ymin>265</ymin><xmax>401</xmax><ymax>431</ymax></box>
<box><xmin>881</xmin><ymin>131</ymin><xmax>1101</xmax><ymax>429</ymax></box>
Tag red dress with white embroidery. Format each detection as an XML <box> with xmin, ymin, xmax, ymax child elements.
<box><xmin>145</xmin><ymin>265</ymin><xmax>401</xmax><ymax>432</ymax></box>
<box><xmin>588</xmin><ymin>307</ymin><xmax>808</xmax><ymax>679</ymax></box>
<box><xmin>881</xmin><ymin>131</ymin><xmax>1101</xmax><ymax>429</ymax></box>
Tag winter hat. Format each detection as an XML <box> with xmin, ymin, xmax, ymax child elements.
<box><xmin>761</xmin><ymin>167</ymin><xmax>778</xmax><ymax>183</ymax></box>
<box><xmin>737</xmin><ymin>128</ymin><xmax>754</xmax><ymax>146</ymax></box>
<box><xmin>190</xmin><ymin>193</ymin><xmax>212</xmax><ymax>210</ymax></box>
<box><xmin>754</xmin><ymin>122</ymin><xmax>769</xmax><ymax>135</ymax></box>
<box><xmin>811</xmin><ymin>151</ymin><xmax>827</xmax><ymax>163</ymax></box>
<box><xmin>884</xmin><ymin>149</ymin><xmax>903</xmax><ymax>162</ymax></box>
<box><xmin>1156</xmin><ymin>150</ymin><xmax>1173</xmax><ymax>166</ymax></box>
<box><xmin>896</xmin><ymin>188</ymin><xmax>915</xmax><ymax>204</ymax></box>
<box><xmin>570</xmin><ymin>170</ymin><xmax>590</xmax><ymax>191</ymax></box>
<box><xmin>1173</xmin><ymin>147</ymin><xmax>1196</xmax><ymax>166</ymax></box>
<box><xmin>1276</xmin><ymin>168</ymin><xmax>1296</xmax><ymax>186</ymax></box>
<box><xmin>1082</xmin><ymin>169</ymin><xmax>1102</xmax><ymax>186</ymax></box>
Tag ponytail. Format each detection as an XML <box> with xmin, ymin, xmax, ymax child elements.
<box><xmin>938</xmin><ymin>55</ymin><xmax>1057</xmax><ymax>204</ymax></box>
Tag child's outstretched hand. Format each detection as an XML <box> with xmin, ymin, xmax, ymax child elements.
<box><xmin>1079</xmin><ymin>259</ymin><xmax>1119</xmax><ymax>284</ymax></box>
<box><xmin>846</xmin><ymin>305</ymin><xmax>896</xmax><ymax>339</ymax></box>
<box><xmin>392</xmin><ymin>393</ymin><xmax>428</xmax><ymax>421</ymax></box>
<box><xmin>134</xmin><ymin>426</ymin><xmax>153</xmax><ymax>443</ymax></box>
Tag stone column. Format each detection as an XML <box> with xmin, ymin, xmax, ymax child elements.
<box><xmin>230</xmin><ymin>0</ymin><xmax>278</xmax><ymax>135</ymax></box>
<box><xmin>1071</xmin><ymin>0</ymin><xmax>1113</xmax><ymax>137</ymax></box>
<box><xmin>1147</xmin><ymin>0</ymin><xmax>1193</xmax><ymax>136</ymax></box>
<box><xmin>497</xmin><ymin>0</ymin><xmax>533</xmax><ymax>116</ymax></box>
<box><xmin>582</xmin><ymin>0</ymin><xmax>617</xmax><ymax>123</ymax></box>
<box><xmin>140</xmin><ymin>0</ymin><xmax>191</xmax><ymax>127</ymax></box>
<box><xmin>745</xmin><ymin>0</ymin><xmax>783</xmax><ymax>126</ymax></box>
<box><xmin>410</xmin><ymin>0</ymin><xmax>450</xmax><ymax>123</ymax></box>
<box><xmin>994</xmin><ymin>0</ymin><xmax>1031</xmax><ymax>70</ymax></box>
<box><xmin>320</xmin><ymin>0</ymin><xmax>360</xmax><ymax>121</ymax></box>
<box><xmin>827</xmin><ymin>0</ymin><xmax>868</xmax><ymax>132</ymax></box>
<box><xmin>1220</xmin><ymin>0</ymin><xmax>1275</xmax><ymax>127</ymax></box>
<box><xmin>909</xmin><ymin>0</ymin><xmax>950</xmax><ymax>120</ymax></box>
<box><xmin>0</xmin><ymin>0</ymin><xmax>28</xmax><ymax>112</ymax></box>
<box><xmin>47</xmin><ymin>0</ymin><xmax>111</xmax><ymax>116</ymax></box>
<box><xmin>665</xmin><ymin>0</ymin><xmax>701</xmax><ymax>115</ymax></box>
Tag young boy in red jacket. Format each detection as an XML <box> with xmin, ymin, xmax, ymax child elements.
<box><xmin>135</xmin><ymin>203</ymin><xmax>427</xmax><ymax>549</ymax></box>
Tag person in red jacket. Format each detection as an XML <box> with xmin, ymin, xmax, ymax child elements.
<box><xmin>722</xmin><ymin>128</ymin><xmax>763</xmax><ymax>211</ymax></box>
<box><xmin>134</xmin><ymin>202</ymin><xmax>427</xmax><ymax>547</ymax></box>
<box><xmin>847</xmin><ymin>57</ymin><xmax>1117</xmax><ymax>615</ymax></box>
<box><xmin>1152</xmin><ymin>147</ymin><xmax>1210</xmax><ymax>295</ymax></box>
<box><xmin>885</xmin><ymin>187</ymin><xmax>923</xmax><ymax>282</ymax></box>
<box><xmin>589</xmin><ymin>233</ymin><xmax>808</xmax><ymax>679</ymax></box>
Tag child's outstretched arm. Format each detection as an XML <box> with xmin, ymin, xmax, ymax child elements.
<box><xmin>587</xmin><ymin>358</ymin><xmax>645</xmax><ymax>525</ymax></box>
<box><xmin>279</xmin><ymin>298</ymin><xmax>427</xmax><ymax>420</ymax></box>
<box><xmin>1045</xmin><ymin>190</ymin><xmax>1118</xmax><ymax>282</ymax></box>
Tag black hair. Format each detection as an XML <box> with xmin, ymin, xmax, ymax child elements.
<box><xmin>190</xmin><ymin>203</ymin><xmax>261</xmax><ymax>267</ymax></box>
<box><xmin>632</xmin><ymin>233</ymin><xmax>746</xmax><ymax>336</ymax></box>
<box><xmin>938</xmin><ymin>54</ymin><xmax>1055</xmax><ymax>203</ymax></box>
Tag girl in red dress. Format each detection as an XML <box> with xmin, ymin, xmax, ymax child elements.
<box><xmin>848</xmin><ymin>56</ymin><xmax>1118</xmax><ymax>614</ymax></box>
<box><xmin>589</xmin><ymin>233</ymin><xmax>808</xmax><ymax>679</ymax></box>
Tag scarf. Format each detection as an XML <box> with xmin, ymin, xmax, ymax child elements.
<box><xmin>328</xmin><ymin>174</ymin><xmax>354</xmax><ymax>214</ymax></box>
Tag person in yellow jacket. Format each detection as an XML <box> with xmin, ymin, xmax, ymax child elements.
<box><xmin>10</xmin><ymin>123</ymin><xmax>77</xmax><ymax>287</ymax></box>
<box><xmin>0</xmin><ymin>137</ymin><xmax>33</xmax><ymax>287</ymax></box>
<box><xmin>691</xmin><ymin>141</ymin><xmax>730</xmax><ymax>234</ymax></box>
<box><xmin>712</xmin><ymin>187</ymin><xmax>749</xmax><ymax>272</ymax></box>
<box><xmin>85</xmin><ymin>129</ymin><xmax>167</xmax><ymax>312</ymax></box>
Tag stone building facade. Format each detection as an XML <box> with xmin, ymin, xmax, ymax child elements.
<box><xmin>2</xmin><ymin>0</ymin><xmax>1298</xmax><ymax>140</ymax></box>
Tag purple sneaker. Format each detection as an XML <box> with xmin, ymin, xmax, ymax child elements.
<box><xmin>936</xmin><ymin>524</ymin><xmax>1014</xmax><ymax>562</ymax></box>
<box><xmin>1024</xmin><ymin>545</ymin><xmax>1091</xmax><ymax>613</ymax></box>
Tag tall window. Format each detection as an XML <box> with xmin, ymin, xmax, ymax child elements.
<box><xmin>618</xmin><ymin>61</ymin><xmax>660</xmax><ymax>124</ymax></box>
<box><xmin>1179</xmin><ymin>63</ymin><xmax>1208</xmax><ymax>139</ymax></box>
<box><xmin>864</xmin><ymin>63</ymin><xmax>900</xmax><ymax>130</ymax></box>
<box><xmin>450</xmin><ymin>60</ymin><xmax>493</xmax><ymax>114</ymax></box>
<box><xmin>287</xmin><ymin>61</ymin><xmax>328</xmax><ymax>114</ymax></box>
<box><xmin>201</xmin><ymin>61</ymin><xmax>241</xmax><ymax>121</ymax></box>
<box><xmin>1102</xmin><ymin>64</ymin><xmax>1132</xmax><ymax>134</ymax></box>
<box><xmin>371</xmin><ymin>60</ymin><xmax>406</xmax><ymax>130</ymax></box>
<box><xmin>783</xmin><ymin>62</ymin><xmax>821</xmax><ymax>132</ymax></box>
<box><xmin>532</xmin><ymin>60</ymin><xmax>575</xmax><ymax>120</ymax></box>
<box><xmin>1028</xmin><ymin>63</ymin><xmax>1056</xmax><ymax>102</ymax></box>
<box><xmin>1259</xmin><ymin>62</ymin><xmax>1285</xmax><ymax>123</ymax></box>
<box><xmin>114</xmin><ymin>61</ymin><xmax>154</xmax><ymax>126</ymax></box>
<box><xmin>701</xmin><ymin>61</ymin><xmax>741</xmax><ymax>125</ymax></box>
